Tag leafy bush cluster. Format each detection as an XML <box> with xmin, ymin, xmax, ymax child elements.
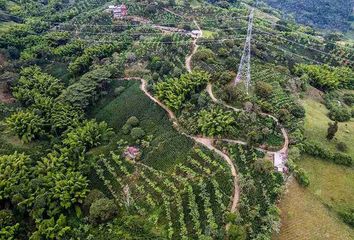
<box><xmin>304</xmin><ymin>141</ymin><xmax>353</xmax><ymax>166</ymax></box>
<box><xmin>197</xmin><ymin>107</ymin><xmax>235</xmax><ymax>136</ymax></box>
<box><xmin>122</xmin><ymin>116</ymin><xmax>145</xmax><ymax>140</ymax></box>
<box><xmin>155</xmin><ymin>71</ymin><xmax>210</xmax><ymax>110</ymax></box>
<box><xmin>339</xmin><ymin>208</ymin><xmax>354</xmax><ymax>228</ymax></box>
<box><xmin>324</xmin><ymin>92</ymin><xmax>352</xmax><ymax>122</ymax></box>
<box><xmin>294</xmin><ymin>64</ymin><xmax>354</xmax><ymax>91</ymax></box>
<box><xmin>6</xmin><ymin>67</ymin><xmax>84</xmax><ymax>142</ymax></box>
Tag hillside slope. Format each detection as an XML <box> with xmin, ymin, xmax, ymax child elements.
<box><xmin>263</xmin><ymin>0</ymin><xmax>354</xmax><ymax>31</ymax></box>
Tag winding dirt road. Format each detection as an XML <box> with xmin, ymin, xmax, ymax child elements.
<box><xmin>121</xmin><ymin>76</ymin><xmax>240</xmax><ymax>214</ymax></box>
<box><xmin>121</xmin><ymin>19</ymin><xmax>289</xmax><ymax>222</ymax></box>
<box><xmin>121</xmin><ymin>25</ymin><xmax>241</xmax><ymax>213</ymax></box>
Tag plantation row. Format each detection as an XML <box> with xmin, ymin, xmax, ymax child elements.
<box><xmin>94</xmin><ymin>148</ymin><xmax>232</xmax><ymax>239</ymax></box>
<box><xmin>225</xmin><ymin>144</ymin><xmax>284</xmax><ymax>240</ymax></box>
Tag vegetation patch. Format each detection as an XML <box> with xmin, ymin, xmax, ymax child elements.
<box><xmin>91</xmin><ymin>80</ymin><xmax>193</xmax><ymax>170</ymax></box>
<box><xmin>302</xmin><ymin>96</ymin><xmax>354</xmax><ymax>158</ymax></box>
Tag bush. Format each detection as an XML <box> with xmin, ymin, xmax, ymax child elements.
<box><xmin>255</xmin><ymin>81</ymin><xmax>273</xmax><ymax>98</ymax></box>
<box><xmin>0</xmin><ymin>210</ymin><xmax>15</xmax><ymax>227</ymax></box>
<box><xmin>228</xmin><ymin>224</ymin><xmax>246</xmax><ymax>240</ymax></box>
<box><xmin>83</xmin><ymin>189</ymin><xmax>105</xmax><ymax>213</ymax></box>
<box><xmin>328</xmin><ymin>107</ymin><xmax>351</xmax><ymax>122</ymax></box>
<box><xmin>122</xmin><ymin>124</ymin><xmax>131</xmax><ymax>135</ymax></box>
<box><xmin>336</xmin><ymin>142</ymin><xmax>348</xmax><ymax>152</ymax></box>
<box><xmin>130</xmin><ymin>127</ymin><xmax>145</xmax><ymax>140</ymax></box>
<box><xmin>304</xmin><ymin>141</ymin><xmax>352</xmax><ymax>166</ymax></box>
<box><xmin>114</xmin><ymin>86</ymin><xmax>125</xmax><ymax>96</ymax></box>
<box><xmin>89</xmin><ymin>198</ymin><xmax>118</xmax><ymax>224</ymax></box>
<box><xmin>343</xmin><ymin>93</ymin><xmax>354</xmax><ymax>106</ymax></box>
<box><xmin>126</xmin><ymin>116</ymin><xmax>139</xmax><ymax>127</ymax></box>
<box><xmin>333</xmin><ymin>152</ymin><xmax>352</xmax><ymax>166</ymax></box>
<box><xmin>339</xmin><ymin>209</ymin><xmax>354</xmax><ymax>227</ymax></box>
<box><xmin>295</xmin><ymin>168</ymin><xmax>310</xmax><ymax>187</ymax></box>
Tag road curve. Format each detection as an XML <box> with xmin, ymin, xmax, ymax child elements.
<box><xmin>120</xmin><ymin>77</ymin><xmax>240</xmax><ymax>215</ymax></box>
<box><xmin>184</xmin><ymin>20</ymin><xmax>240</xmax><ymax>215</ymax></box>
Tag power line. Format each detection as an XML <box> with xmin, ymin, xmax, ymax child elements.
<box><xmin>253</xmin><ymin>14</ymin><xmax>354</xmax><ymax>51</ymax></box>
<box><xmin>75</xmin><ymin>37</ymin><xmax>247</xmax><ymax>45</ymax></box>
<box><xmin>49</xmin><ymin>16</ymin><xmax>249</xmax><ymax>28</ymax></box>
<box><xmin>253</xmin><ymin>28</ymin><xmax>354</xmax><ymax>64</ymax></box>
<box><xmin>254</xmin><ymin>39</ymin><xmax>323</xmax><ymax>65</ymax></box>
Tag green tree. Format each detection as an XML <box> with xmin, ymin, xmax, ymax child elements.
<box><xmin>30</xmin><ymin>214</ymin><xmax>71</xmax><ymax>240</ymax></box>
<box><xmin>228</xmin><ymin>224</ymin><xmax>246</xmax><ymax>240</ymax></box>
<box><xmin>255</xmin><ymin>81</ymin><xmax>273</xmax><ymax>98</ymax></box>
<box><xmin>51</xmin><ymin>171</ymin><xmax>89</xmax><ymax>209</ymax></box>
<box><xmin>83</xmin><ymin>189</ymin><xmax>105</xmax><ymax>213</ymax></box>
<box><xmin>6</xmin><ymin>110</ymin><xmax>46</xmax><ymax>143</ymax></box>
<box><xmin>63</xmin><ymin>120</ymin><xmax>113</xmax><ymax>150</ymax></box>
<box><xmin>155</xmin><ymin>71</ymin><xmax>210</xmax><ymax>110</ymax></box>
<box><xmin>89</xmin><ymin>198</ymin><xmax>118</xmax><ymax>224</ymax></box>
<box><xmin>12</xmin><ymin>66</ymin><xmax>64</xmax><ymax>105</ymax></box>
<box><xmin>326</xmin><ymin>121</ymin><xmax>338</xmax><ymax>140</ymax></box>
<box><xmin>130</xmin><ymin>127</ymin><xmax>145</xmax><ymax>140</ymax></box>
<box><xmin>197</xmin><ymin>108</ymin><xmax>235</xmax><ymax>136</ymax></box>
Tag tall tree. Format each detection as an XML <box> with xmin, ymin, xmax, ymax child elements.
<box><xmin>326</xmin><ymin>121</ymin><xmax>338</xmax><ymax>140</ymax></box>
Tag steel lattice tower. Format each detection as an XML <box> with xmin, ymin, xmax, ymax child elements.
<box><xmin>234</xmin><ymin>8</ymin><xmax>255</xmax><ymax>94</ymax></box>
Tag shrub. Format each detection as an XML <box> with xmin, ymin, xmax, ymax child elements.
<box><xmin>343</xmin><ymin>93</ymin><xmax>354</xmax><ymax>106</ymax></box>
<box><xmin>339</xmin><ymin>209</ymin><xmax>354</xmax><ymax>227</ymax></box>
<box><xmin>89</xmin><ymin>198</ymin><xmax>118</xmax><ymax>224</ymax></box>
<box><xmin>329</xmin><ymin>108</ymin><xmax>351</xmax><ymax>122</ymax></box>
<box><xmin>114</xmin><ymin>86</ymin><xmax>125</xmax><ymax>96</ymax></box>
<box><xmin>304</xmin><ymin>141</ymin><xmax>352</xmax><ymax>166</ymax></box>
<box><xmin>295</xmin><ymin>168</ymin><xmax>310</xmax><ymax>187</ymax></box>
<box><xmin>83</xmin><ymin>189</ymin><xmax>105</xmax><ymax>213</ymax></box>
<box><xmin>228</xmin><ymin>224</ymin><xmax>246</xmax><ymax>240</ymax></box>
<box><xmin>122</xmin><ymin>124</ymin><xmax>132</xmax><ymax>135</ymax></box>
<box><xmin>126</xmin><ymin>116</ymin><xmax>139</xmax><ymax>127</ymax></box>
<box><xmin>336</xmin><ymin>142</ymin><xmax>348</xmax><ymax>152</ymax></box>
<box><xmin>255</xmin><ymin>81</ymin><xmax>273</xmax><ymax>98</ymax></box>
<box><xmin>130</xmin><ymin>127</ymin><xmax>145</xmax><ymax>140</ymax></box>
<box><xmin>0</xmin><ymin>210</ymin><xmax>15</xmax><ymax>227</ymax></box>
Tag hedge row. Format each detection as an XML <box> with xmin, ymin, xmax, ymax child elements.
<box><xmin>303</xmin><ymin>141</ymin><xmax>353</xmax><ymax>166</ymax></box>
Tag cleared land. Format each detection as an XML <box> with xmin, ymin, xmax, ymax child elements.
<box><xmin>274</xmin><ymin>178</ymin><xmax>354</xmax><ymax>240</ymax></box>
<box><xmin>298</xmin><ymin>156</ymin><xmax>354</xmax><ymax>214</ymax></box>
<box><xmin>301</xmin><ymin>96</ymin><xmax>354</xmax><ymax>158</ymax></box>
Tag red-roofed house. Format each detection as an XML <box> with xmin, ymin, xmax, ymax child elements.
<box><xmin>124</xmin><ymin>146</ymin><xmax>140</xmax><ymax>160</ymax></box>
<box><xmin>107</xmin><ymin>4</ymin><xmax>128</xmax><ymax>19</ymax></box>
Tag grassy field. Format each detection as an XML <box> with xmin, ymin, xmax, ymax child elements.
<box><xmin>297</xmin><ymin>155</ymin><xmax>354</xmax><ymax>217</ymax></box>
<box><xmin>89</xmin><ymin>80</ymin><xmax>194</xmax><ymax>171</ymax></box>
<box><xmin>274</xmin><ymin>178</ymin><xmax>354</xmax><ymax>240</ymax></box>
<box><xmin>274</xmin><ymin>94</ymin><xmax>354</xmax><ymax>239</ymax></box>
<box><xmin>301</xmin><ymin>96</ymin><xmax>354</xmax><ymax>158</ymax></box>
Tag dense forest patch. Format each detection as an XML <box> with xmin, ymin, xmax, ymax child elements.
<box><xmin>263</xmin><ymin>0</ymin><xmax>354</xmax><ymax>31</ymax></box>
